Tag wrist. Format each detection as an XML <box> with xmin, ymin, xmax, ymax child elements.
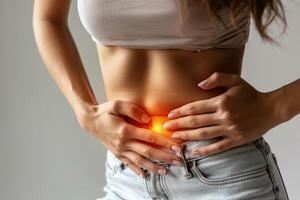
<box><xmin>73</xmin><ymin>100</ymin><xmax>100</xmax><ymax>130</ymax></box>
<box><xmin>263</xmin><ymin>88</ymin><xmax>289</xmax><ymax>127</ymax></box>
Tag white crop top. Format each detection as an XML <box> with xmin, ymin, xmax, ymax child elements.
<box><xmin>77</xmin><ymin>0</ymin><xmax>251</xmax><ymax>52</ymax></box>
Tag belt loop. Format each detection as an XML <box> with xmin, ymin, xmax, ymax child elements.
<box><xmin>179</xmin><ymin>144</ymin><xmax>193</xmax><ymax>179</ymax></box>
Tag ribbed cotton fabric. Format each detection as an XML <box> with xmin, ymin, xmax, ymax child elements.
<box><xmin>77</xmin><ymin>0</ymin><xmax>251</xmax><ymax>51</ymax></box>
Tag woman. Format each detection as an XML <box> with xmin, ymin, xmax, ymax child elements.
<box><xmin>32</xmin><ymin>0</ymin><xmax>298</xmax><ymax>199</ymax></box>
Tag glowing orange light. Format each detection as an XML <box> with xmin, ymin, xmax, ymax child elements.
<box><xmin>150</xmin><ymin>116</ymin><xmax>172</xmax><ymax>138</ymax></box>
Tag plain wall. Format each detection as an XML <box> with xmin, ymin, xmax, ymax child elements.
<box><xmin>0</xmin><ymin>1</ymin><xmax>299</xmax><ymax>199</ymax></box>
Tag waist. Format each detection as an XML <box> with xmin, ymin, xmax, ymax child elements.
<box><xmin>124</xmin><ymin>115</ymin><xmax>221</xmax><ymax>146</ymax></box>
<box><xmin>98</xmin><ymin>45</ymin><xmax>244</xmax><ymax>115</ymax></box>
<box><xmin>108</xmin><ymin>88</ymin><xmax>227</xmax><ymax>115</ymax></box>
<box><xmin>124</xmin><ymin>114</ymin><xmax>268</xmax><ymax>165</ymax></box>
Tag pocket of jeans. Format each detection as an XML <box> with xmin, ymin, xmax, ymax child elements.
<box><xmin>271</xmin><ymin>152</ymin><xmax>289</xmax><ymax>198</ymax></box>
<box><xmin>105</xmin><ymin>150</ymin><xmax>122</xmax><ymax>177</ymax></box>
<box><xmin>191</xmin><ymin>141</ymin><xmax>269</xmax><ymax>185</ymax></box>
<box><xmin>271</xmin><ymin>153</ymin><xmax>278</xmax><ymax>165</ymax></box>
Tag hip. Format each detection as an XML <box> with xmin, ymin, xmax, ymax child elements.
<box><xmin>101</xmin><ymin>137</ymin><xmax>289</xmax><ymax>200</ymax></box>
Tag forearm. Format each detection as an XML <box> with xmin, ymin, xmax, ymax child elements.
<box><xmin>266</xmin><ymin>78</ymin><xmax>300</xmax><ymax>125</ymax></box>
<box><xmin>33</xmin><ymin>20</ymin><xmax>99</xmax><ymax>123</ymax></box>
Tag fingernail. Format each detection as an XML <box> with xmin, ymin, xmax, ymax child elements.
<box><xmin>172</xmin><ymin>160</ymin><xmax>182</xmax><ymax>166</ymax></box>
<box><xmin>171</xmin><ymin>133</ymin><xmax>179</xmax><ymax>138</ymax></box>
<box><xmin>168</xmin><ymin>111</ymin><xmax>176</xmax><ymax>118</ymax></box>
<box><xmin>139</xmin><ymin>173</ymin><xmax>145</xmax><ymax>178</ymax></box>
<box><xmin>192</xmin><ymin>150</ymin><xmax>200</xmax><ymax>156</ymax></box>
<box><xmin>198</xmin><ymin>80</ymin><xmax>208</xmax><ymax>88</ymax></box>
<box><xmin>141</xmin><ymin>114</ymin><xmax>150</xmax><ymax>123</ymax></box>
<box><xmin>163</xmin><ymin>122</ymin><xmax>171</xmax><ymax>129</ymax></box>
<box><xmin>171</xmin><ymin>145</ymin><xmax>181</xmax><ymax>152</ymax></box>
<box><xmin>158</xmin><ymin>168</ymin><xmax>167</xmax><ymax>175</ymax></box>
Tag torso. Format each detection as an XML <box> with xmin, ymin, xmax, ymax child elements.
<box><xmin>78</xmin><ymin>0</ymin><xmax>249</xmax><ymax>116</ymax></box>
<box><xmin>96</xmin><ymin>44</ymin><xmax>245</xmax><ymax>116</ymax></box>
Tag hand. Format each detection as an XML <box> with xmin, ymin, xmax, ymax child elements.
<box><xmin>78</xmin><ymin>100</ymin><xmax>183</xmax><ymax>177</ymax></box>
<box><xmin>163</xmin><ymin>72</ymin><xmax>277</xmax><ymax>157</ymax></box>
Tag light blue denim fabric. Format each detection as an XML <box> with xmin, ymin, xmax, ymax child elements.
<box><xmin>97</xmin><ymin>136</ymin><xmax>289</xmax><ymax>200</ymax></box>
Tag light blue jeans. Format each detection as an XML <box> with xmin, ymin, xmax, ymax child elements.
<box><xmin>97</xmin><ymin>136</ymin><xmax>289</xmax><ymax>200</ymax></box>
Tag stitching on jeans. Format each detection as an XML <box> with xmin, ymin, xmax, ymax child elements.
<box><xmin>144</xmin><ymin>173</ymin><xmax>158</xmax><ymax>200</ymax></box>
<box><xmin>158</xmin><ymin>174</ymin><xmax>169</xmax><ymax>200</ymax></box>
<box><xmin>184</xmin><ymin>141</ymin><xmax>258</xmax><ymax>164</ymax></box>
<box><xmin>163</xmin><ymin>165</ymin><xmax>174</xmax><ymax>200</ymax></box>
<box><xmin>254</xmin><ymin>139</ymin><xmax>279</xmax><ymax>200</ymax></box>
<box><xmin>144</xmin><ymin>176</ymin><xmax>153</xmax><ymax>200</ymax></box>
<box><xmin>189</xmin><ymin>141</ymin><xmax>269</xmax><ymax>184</ymax></box>
<box><xmin>161</xmin><ymin>174</ymin><xmax>174</xmax><ymax>200</ymax></box>
<box><xmin>191</xmin><ymin>160</ymin><xmax>268</xmax><ymax>185</ymax></box>
<box><xmin>105</xmin><ymin>160</ymin><xmax>119</xmax><ymax>176</ymax></box>
<box><xmin>271</xmin><ymin>153</ymin><xmax>290</xmax><ymax>200</ymax></box>
<box><xmin>106</xmin><ymin>151</ymin><xmax>122</xmax><ymax>176</ymax></box>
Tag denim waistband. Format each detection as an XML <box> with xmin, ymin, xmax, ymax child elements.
<box><xmin>152</xmin><ymin>136</ymin><xmax>224</xmax><ymax>164</ymax></box>
<box><xmin>153</xmin><ymin>136</ymin><xmax>268</xmax><ymax>164</ymax></box>
<box><xmin>148</xmin><ymin>136</ymin><xmax>268</xmax><ymax>179</ymax></box>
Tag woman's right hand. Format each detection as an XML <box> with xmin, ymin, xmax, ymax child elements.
<box><xmin>78</xmin><ymin>100</ymin><xmax>183</xmax><ymax>177</ymax></box>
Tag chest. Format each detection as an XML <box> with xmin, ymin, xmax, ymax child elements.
<box><xmin>77</xmin><ymin>0</ymin><xmax>217</xmax><ymax>39</ymax></box>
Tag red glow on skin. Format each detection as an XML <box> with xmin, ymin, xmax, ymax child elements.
<box><xmin>150</xmin><ymin>116</ymin><xmax>173</xmax><ymax>138</ymax></box>
<box><xmin>123</xmin><ymin>115</ymin><xmax>173</xmax><ymax>138</ymax></box>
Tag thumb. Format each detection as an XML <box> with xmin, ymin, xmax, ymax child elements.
<box><xmin>110</xmin><ymin>101</ymin><xmax>151</xmax><ymax>124</ymax></box>
<box><xmin>198</xmin><ymin>72</ymin><xmax>241</xmax><ymax>90</ymax></box>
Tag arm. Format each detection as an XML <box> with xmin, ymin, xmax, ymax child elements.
<box><xmin>33</xmin><ymin>0</ymin><xmax>98</xmax><ymax>126</ymax></box>
<box><xmin>266</xmin><ymin>78</ymin><xmax>300</xmax><ymax>125</ymax></box>
<box><xmin>32</xmin><ymin>0</ymin><xmax>183</xmax><ymax>177</ymax></box>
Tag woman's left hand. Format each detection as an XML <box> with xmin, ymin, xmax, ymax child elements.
<box><xmin>163</xmin><ymin>72</ymin><xmax>278</xmax><ymax>157</ymax></box>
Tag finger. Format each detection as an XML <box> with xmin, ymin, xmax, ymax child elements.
<box><xmin>191</xmin><ymin>137</ymin><xmax>234</xmax><ymax>156</ymax></box>
<box><xmin>118</xmin><ymin>156</ymin><xmax>146</xmax><ymax>178</ymax></box>
<box><xmin>163</xmin><ymin>113</ymin><xmax>220</xmax><ymax>131</ymax></box>
<box><xmin>122</xmin><ymin>151</ymin><xmax>169</xmax><ymax>176</ymax></box>
<box><xmin>109</xmin><ymin>100</ymin><xmax>151</xmax><ymax>124</ymax></box>
<box><xmin>171</xmin><ymin>125</ymin><xmax>226</xmax><ymax>141</ymax></box>
<box><xmin>168</xmin><ymin>98</ymin><xmax>218</xmax><ymax>119</ymax></box>
<box><xmin>128</xmin><ymin>125</ymin><xmax>182</xmax><ymax>152</ymax></box>
<box><xmin>197</xmin><ymin>72</ymin><xmax>241</xmax><ymax>90</ymax></box>
<box><xmin>123</xmin><ymin>141</ymin><xmax>183</xmax><ymax>166</ymax></box>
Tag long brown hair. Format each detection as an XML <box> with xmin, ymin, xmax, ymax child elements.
<box><xmin>179</xmin><ymin>0</ymin><xmax>287</xmax><ymax>42</ymax></box>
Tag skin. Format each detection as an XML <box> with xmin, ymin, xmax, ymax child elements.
<box><xmin>33</xmin><ymin>0</ymin><xmax>300</xmax><ymax>178</ymax></box>
<box><xmin>164</xmin><ymin>73</ymin><xmax>300</xmax><ymax>156</ymax></box>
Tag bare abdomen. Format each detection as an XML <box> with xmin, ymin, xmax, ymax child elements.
<box><xmin>96</xmin><ymin>44</ymin><xmax>245</xmax><ymax>115</ymax></box>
